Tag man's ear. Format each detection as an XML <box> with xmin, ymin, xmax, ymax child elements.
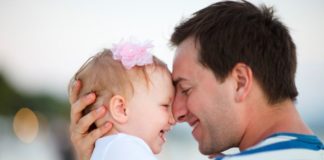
<box><xmin>231</xmin><ymin>63</ymin><xmax>253</xmax><ymax>102</ymax></box>
<box><xmin>109</xmin><ymin>95</ymin><xmax>128</xmax><ymax>124</ymax></box>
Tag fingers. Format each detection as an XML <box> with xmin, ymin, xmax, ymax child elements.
<box><xmin>76</xmin><ymin>106</ymin><xmax>106</xmax><ymax>134</ymax></box>
<box><xmin>68</xmin><ymin>80</ymin><xmax>113</xmax><ymax>160</ymax></box>
<box><xmin>72</xmin><ymin>122</ymin><xmax>112</xmax><ymax>160</ymax></box>
<box><xmin>70</xmin><ymin>93</ymin><xmax>96</xmax><ymax>125</ymax></box>
<box><xmin>87</xmin><ymin>122</ymin><xmax>113</xmax><ymax>142</ymax></box>
<box><xmin>69</xmin><ymin>80</ymin><xmax>82</xmax><ymax>104</ymax></box>
<box><xmin>70</xmin><ymin>112</ymin><xmax>111</xmax><ymax>160</ymax></box>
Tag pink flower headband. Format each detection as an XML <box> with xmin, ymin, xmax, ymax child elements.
<box><xmin>111</xmin><ymin>38</ymin><xmax>154</xmax><ymax>69</ymax></box>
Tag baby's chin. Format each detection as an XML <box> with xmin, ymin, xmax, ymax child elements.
<box><xmin>151</xmin><ymin>145</ymin><xmax>163</xmax><ymax>155</ymax></box>
<box><xmin>152</xmin><ymin>148</ymin><xmax>161</xmax><ymax>155</ymax></box>
<box><xmin>148</xmin><ymin>133</ymin><xmax>167</xmax><ymax>154</ymax></box>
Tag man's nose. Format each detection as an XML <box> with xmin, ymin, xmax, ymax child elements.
<box><xmin>172</xmin><ymin>94</ymin><xmax>188</xmax><ymax>122</ymax></box>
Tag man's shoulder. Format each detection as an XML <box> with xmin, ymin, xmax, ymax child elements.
<box><xmin>216</xmin><ymin>132</ymin><xmax>324</xmax><ymax>160</ymax></box>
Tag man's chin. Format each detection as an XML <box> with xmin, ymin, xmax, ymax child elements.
<box><xmin>198</xmin><ymin>143</ymin><xmax>215</xmax><ymax>155</ymax></box>
<box><xmin>198</xmin><ymin>142</ymin><xmax>223</xmax><ymax>157</ymax></box>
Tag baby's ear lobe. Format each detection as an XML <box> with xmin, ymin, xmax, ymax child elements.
<box><xmin>109</xmin><ymin>95</ymin><xmax>128</xmax><ymax>124</ymax></box>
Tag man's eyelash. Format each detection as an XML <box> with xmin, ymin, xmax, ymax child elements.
<box><xmin>182</xmin><ymin>88</ymin><xmax>190</xmax><ymax>95</ymax></box>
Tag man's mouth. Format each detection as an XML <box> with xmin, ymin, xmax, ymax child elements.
<box><xmin>189</xmin><ymin>119</ymin><xmax>200</xmax><ymax>140</ymax></box>
<box><xmin>189</xmin><ymin>120</ymin><xmax>199</xmax><ymax>131</ymax></box>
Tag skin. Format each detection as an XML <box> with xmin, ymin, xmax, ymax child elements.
<box><xmin>70</xmin><ymin>67</ymin><xmax>175</xmax><ymax>159</ymax></box>
<box><xmin>172</xmin><ymin>37</ymin><xmax>249</xmax><ymax>155</ymax></box>
<box><xmin>69</xmin><ymin>80</ymin><xmax>112</xmax><ymax>160</ymax></box>
<box><xmin>69</xmin><ymin>38</ymin><xmax>313</xmax><ymax>159</ymax></box>
<box><xmin>171</xmin><ymin>37</ymin><xmax>313</xmax><ymax>155</ymax></box>
<box><xmin>115</xmin><ymin>68</ymin><xmax>175</xmax><ymax>154</ymax></box>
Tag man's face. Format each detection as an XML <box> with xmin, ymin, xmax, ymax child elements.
<box><xmin>172</xmin><ymin>37</ymin><xmax>244</xmax><ymax>155</ymax></box>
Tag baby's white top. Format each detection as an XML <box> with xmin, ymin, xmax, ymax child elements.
<box><xmin>91</xmin><ymin>133</ymin><xmax>157</xmax><ymax>160</ymax></box>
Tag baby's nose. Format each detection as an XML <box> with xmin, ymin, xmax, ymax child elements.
<box><xmin>168</xmin><ymin>110</ymin><xmax>176</xmax><ymax>125</ymax></box>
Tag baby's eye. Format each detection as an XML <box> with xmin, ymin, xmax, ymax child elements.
<box><xmin>161</xmin><ymin>104</ymin><xmax>170</xmax><ymax>108</ymax></box>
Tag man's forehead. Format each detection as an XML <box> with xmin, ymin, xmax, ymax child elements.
<box><xmin>171</xmin><ymin>57</ymin><xmax>194</xmax><ymax>86</ymax></box>
<box><xmin>171</xmin><ymin>37</ymin><xmax>200</xmax><ymax>85</ymax></box>
<box><xmin>171</xmin><ymin>60</ymin><xmax>187</xmax><ymax>85</ymax></box>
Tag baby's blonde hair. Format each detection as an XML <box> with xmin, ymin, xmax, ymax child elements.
<box><xmin>68</xmin><ymin>49</ymin><xmax>169</xmax><ymax>131</ymax></box>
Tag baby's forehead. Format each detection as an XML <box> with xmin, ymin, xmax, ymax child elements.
<box><xmin>147</xmin><ymin>70</ymin><xmax>174</xmax><ymax>93</ymax></box>
<box><xmin>128</xmin><ymin>63</ymin><xmax>171</xmax><ymax>81</ymax></box>
<box><xmin>129</xmin><ymin>67</ymin><xmax>172</xmax><ymax>89</ymax></box>
<box><xmin>127</xmin><ymin>68</ymin><xmax>174</xmax><ymax>103</ymax></box>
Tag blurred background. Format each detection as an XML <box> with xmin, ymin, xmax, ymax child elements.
<box><xmin>0</xmin><ymin>0</ymin><xmax>323</xmax><ymax>160</ymax></box>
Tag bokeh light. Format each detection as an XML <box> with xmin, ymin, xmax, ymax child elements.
<box><xmin>13</xmin><ymin>107</ymin><xmax>39</xmax><ymax>143</ymax></box>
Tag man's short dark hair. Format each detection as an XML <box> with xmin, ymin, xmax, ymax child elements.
<box><xmin>171</xmin><ymin>0</ymin><xmax>298</xmax><ymax>104</ymax></box>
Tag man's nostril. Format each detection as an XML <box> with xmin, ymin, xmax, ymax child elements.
<box><xmin>177</xmin><ymin>115</ymin><xmax>186</xmax><ymax>122</ymax></box>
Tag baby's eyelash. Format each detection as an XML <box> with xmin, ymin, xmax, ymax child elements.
<box><xmin>161</xmin><ymin>104</ymin><xmax>170</xmax><ymax>108</ymax></box>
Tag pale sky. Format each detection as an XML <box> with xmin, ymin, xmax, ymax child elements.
<box><xmin>0</xmin><ymin>0</ymin><xmax>323</xmax><ymax>126</ymax></box>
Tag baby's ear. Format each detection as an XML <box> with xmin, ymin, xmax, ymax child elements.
<box><xmin>109</xmin><ymin>95</ymin><xmax>128</xmax><ymax>124</ymax></box>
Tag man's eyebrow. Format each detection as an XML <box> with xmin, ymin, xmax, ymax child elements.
<box><xmin>173</xmin><ymin>77</ymin><xmax>186</xmax><ymax>86</ymax></box>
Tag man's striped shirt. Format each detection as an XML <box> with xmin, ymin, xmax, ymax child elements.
<box><xmin>216</xmin><ymin>132</ymin><xmax>324</xmax><ymax>160</ymax></box>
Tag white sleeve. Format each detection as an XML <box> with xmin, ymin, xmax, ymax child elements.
<box><xmin>102</xmin><ymin>137</ymin><xmax>158</xmax><ymax>160</ymax></box>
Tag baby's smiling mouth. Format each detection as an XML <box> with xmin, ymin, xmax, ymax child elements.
<box><xmin>159</xmin><ymin>128</ymin><xmax>170</xmax><ymax>142</ymax></box>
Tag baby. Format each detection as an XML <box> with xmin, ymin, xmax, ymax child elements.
<box><xmin>69</xmin><ymin>39</ymin><xmax>175</xmax><ymax>160</ymax></box>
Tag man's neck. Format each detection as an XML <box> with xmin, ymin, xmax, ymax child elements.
<box><xmin>239</xmin><ymin>99</ymin><xmax>313</xmax><ymax>151</ymax></box>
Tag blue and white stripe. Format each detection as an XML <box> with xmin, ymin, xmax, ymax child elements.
<box><xmin>216</xmin><ymin>133</ymin><xmax>324</xmax><ymax>160</ymax></box>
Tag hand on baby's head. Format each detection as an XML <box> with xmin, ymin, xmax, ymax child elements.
<box><xmin>70</xmin><ymin>38</ymin><xmax>174</xmax><ymax>156</ymax></box>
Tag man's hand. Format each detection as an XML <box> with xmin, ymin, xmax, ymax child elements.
<box><xmin>69</xmin><ymin>80</ymin><xmax>112</xmax><ymax>160</ymax></box>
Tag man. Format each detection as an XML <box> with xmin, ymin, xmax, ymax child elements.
<box><xmin>69</xmin><ymin>1</ymin><xmax>324</xmax><ymax>159</ymax></box>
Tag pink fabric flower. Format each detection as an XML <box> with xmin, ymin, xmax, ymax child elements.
<box><xmin>111</xmin><ymin>38</ymin><xmax>153</xmax><ymax>69</ymax></box>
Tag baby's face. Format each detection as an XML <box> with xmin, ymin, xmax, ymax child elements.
<box><xmin>126</xmin><ymin>69</ymin><xmax>175</xmax><ymax>154</ymax></box>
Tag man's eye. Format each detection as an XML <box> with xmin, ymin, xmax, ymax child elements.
<box><xmin>182</xmin><ymin>88</ymin><xmax>191</xmax><ymax>95</ymax></box>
